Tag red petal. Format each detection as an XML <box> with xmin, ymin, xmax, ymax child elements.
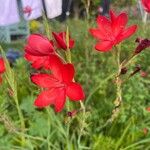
<box><xmin>96</xmin><ymin>15</ymin><xmax>112</xmax><ymax>34</ymax></box>
<box><xmin>25</xmin><ymin>45</ymin><xmax>42</xmax><ymax>56</ymax></box>
<box><xmin>52</xmin><ymin>32</ymin><xmax>67</xmax><ymax>50</ymax></box>
<box><xmin>109</xmin><ymin>10</ymin><xmax>116</xmax><ymax>23</ymax></box>
<box><xmin>95</xmin><ymin>41</ymin><xmax>113</xmax><ymax>52</ymax></box>
<box><xmin>25</xmin><ymin>53</ymin><xmax>51</xmax><ymax>70</ymax></box>
<box><xmin>0</xmin><ymin>58</ymin><xmax>5</xmax><ymax>74</ymax></box>
<box><xmin>62</xmin><ymin>63</ymin><xmax>75</xmax><ymax>83</ymax></box>
<box><xmin>116</xmin><ymin>25</ymin><xmax>137</xmax><ymax>44</ymax></box>
<box><xmin>54</xmin><ymin>88</ymin><xmax>66</xmax><ymax>112</ymax></box>
<box><xmin>112</xmin><ymin>12</ymin><xmax>128</xmax><ymax>36</ymax></box>
<box><xmin>31</xmin><ymin>74</ymin><xmax>60</xmax><ymax>88</ymax></box>
<box><xmin>142</xmin><ymin>0</ymin><xmax>150</xmax><ymax>13</ymax></box>
<box><xmin>69</xmin><ymin>39</ymin><xmax>75</xmax><ymax>49</ymax></box>
<box><xmin>89</xmin><ymin>28</ymin><xmax>107</xmax><ymax>40</ymax></box>
<box><xmin>49</xmin><ymin>55</ymin><xmax>63</xmax><ymax>81</ymax></box>
<box><xmin>27</xmin><ymin>34</ymin><xmax>54</xmax><ymax>55</ymax></box>
<box><xmin>66</xmin><ymin>82</ymin><xmax>85</xmax><ymax>101</ymax></box>
<box><xmin>34</xmin><ymin>88</ymin><xmax>66</xmax><ymax>112</ymax></box>
<box><xmin>34</xmin><ymin>90</ymin><xmax>56</xmax><ymax>108</ymax></box>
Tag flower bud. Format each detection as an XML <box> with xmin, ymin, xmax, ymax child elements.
<box><xmin>120</xmin><ymin>67</ymin><xmax>128</xmax><ymax>75</ymax></box>
<box><xmin>134</xmin><ymin>38</ymin><xmax>150</xmax><ymax>54</ymax></box>
<box><xmin>129</xmin><ymin>65</ymin><xmax>141</xmax><ymax>77</ymax></box>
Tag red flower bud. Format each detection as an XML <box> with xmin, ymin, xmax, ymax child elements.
<box><xmin>134</xmin><ymin>38</ymin><xmax>150</xmax><ymax>54</ymax></box>
<box><xmin>129</xmin><ymin>65</ymin><xmax>141</xmax><ymax>77</ymax></box>
<box><xmin>120</xmin><ymin>67</ymin><xmax>128</xmax><ymax>75</ymax></box>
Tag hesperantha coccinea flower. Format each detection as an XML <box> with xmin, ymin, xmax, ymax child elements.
<box><xmin>24</xmin><ymin>34</ymin><xmax>55</xmax><ymax>69</ymax></box>
<box><xmin>31</xmin><ymin>55</ymin><xmax>85</xmax><ymax>112</ymax></box>
<box><xmin>141</xmin><ymin>0</ymin><xmax>150</xmax><ymax>13</ymax></box>
<box><xmin>0</xmin><ymin>57</ymin><xmax>5</xmax><ymax>83</ymax></box>
<box><xmin>52</xmin><ymin>32</ymin><xmax>75</xmax><ymax>50</ymax></box>
<box><xmin>89</xmin><ymin>10</ymin><xmax>137</xmax><ymax>52</ymax></box>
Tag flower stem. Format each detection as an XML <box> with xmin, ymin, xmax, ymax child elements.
<box><xmin>65</xmin><ymin>26</ymin><xmax>72</xmax><ymax>63</ymax></box>
<box><xmin>110</xmin><ymin>45</ymin><xmax>123</xmax><ymax>122</ymax></box>
<box><xmin>0</xmin><ymin>46</ymin><xmax>25</xmax><ymax>144</ymax></box>
<box><xmin>42</xmin><ymin>12</ymin><xmax>51</xmax><ymax>40</ymax></box>
<box><xmin>46</xmin><ymin>108</ymin><xmax>51</xmax><ymax>150</ymax></box>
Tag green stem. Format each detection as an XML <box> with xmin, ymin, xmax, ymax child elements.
<box><xmin>109</xmin><ymin>46</ymin><xmax>123</xmax><ymax>122</ymax></box>
<box><xmin>46</xmin><ymin>108</ymin><xmax>51</xmax><ymax>150</ymax></box>
<box><xmin>43</xmin><ymin>12</ymin><xmax>51</xmax><ymax>39</ymax></box>
<box><xmin>65</xmin><ymin>26</ymin><xmax>72</xmax><ymax>63</ymax></box>
<box><xmin>0</xmin><ymin>46</ymin><xmax>25</xmax><ymax>143</ymax></box>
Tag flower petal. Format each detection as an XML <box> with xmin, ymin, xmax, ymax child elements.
<box><xmin>96</xmin><ymin>15</ymin><xmax>112</xmax><ymax>34</ymax></box>
<box><xmin>116</xmin><ymin>25</ymin><xmax>137</xmax><ymax>43</ymax></box>
<box><xmin>62</xmin><ymin>64</ymin><xmax>75</xmax><ymax>83</ymax></box>
<box><xmin>69</xmin><ymin>39</ymin><xmax>75</xmax><ymax>49</ymax></box>
<box><xmin>0</xmin><ymin>58</ymin><xmax>5</xmax><ymax>74</ymax></box>
<box><xmin>109</xmin><ymin>10</ymin><xmax>116</xmax><ymax>23</ymax></box>
<box><xmin>52</xmin><ymin>32</ymin><xmax>67</xmax><ymax>50</ymax></box>
<box><xmin>48</xmin><ymin>55</ymin><xmax>63</xmax><ymax>81</ymax></box>
<box><xmin>31</xmin><ymin>74</ymin><xmax>60</xmax><ymax>88</ymax></box>
<box><xmin>34</xmin><ymin>88</ymin><xmax>66</xmax><ymax>112</ymax></box>
<box><xmin>89</xmin><ymin>28</ymin><xmax>107</xmax><ymax>40</ymax></box>
<box><xmin>142</xmin><ymin>0</ymin><xmax>150</xmax><ymax>13</ymax></box>
<box><xmin>54</xmin><ymin>88</ymin><xmax>66</xmax><ymax>112</ymax></box>
<box><xmin>25</xmin><ymin>45</ymin><xmax>42</xmax><ymax>56</ymax></box>
<box><xmin>112</xmin><ymin>12</ymin><xmax>128</xmax><ymax>36</ymax></box>
<box><xmin>34</xmin><ymin>90</ymin><xmax>56</xmax><ymax>108</ymax></box>
<box><xmin>95</xmin><ymin>41</ymin><xmax>113</xmax><ymax>52</ymax></box>
<box><xmin>27</xmin><ymin>34</ymin><xmax>54</xmax><ymax>55</ymax></box>
<box><xmin>25</xmin><ymin>53</ymin><xmax>50</xmax><ymax>69</ymax></box>
<box><xmin>66</xmin><ymin>82</ymin><xmax>85</xmax><ymax>101</ymax></box>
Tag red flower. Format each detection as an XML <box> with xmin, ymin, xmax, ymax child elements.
<box><xmin>146</xmin><ymin>107</ymin><xmax>150</xmax><ymax>112</ymax></box>
<box><xmin>141</xmin><ymin>0</ymin><xmax>150</xmax><ymax>13</ymax></box>
<box><xmin>23</xmin><ymin>6</ymin><xmax>32</xmax><ymax>16</ymax></box>
<box><xmin>0</xmin><ymin>58</ymin><xmax>5</xmax><ymax>83</ymax></box>
<box><xmin>52</xmin><ymin>32</ymin><xmax>75</xmax><ymax>50</ymax></box>
<box><xmin>89</xmin><ymin>10</ymin><xmax>137</xmax><ymax>52</ymax></box>
<box><xmin>24</xmin><ymin>34</ymin><xmax>55</xmax><ymax>69</ymax></box>
<box><xmin>31</xmin><ymin>56</ymin><xmax>85</xmax><ymax>112</ymax></box>
<box><xmin>143</xmin><ymin>128</ymin><xmax>149</xmax><ymax>135</ymax></box>
<box><xmin>140</xmin><ymin>71</ymin><xmax>148</xmax><ymax>77</ymax></box>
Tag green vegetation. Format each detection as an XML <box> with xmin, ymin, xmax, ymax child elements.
<box><xmin>0</xmin><ymin>18</ymin><xmax>150</xmax><ymax>150</ymax></box>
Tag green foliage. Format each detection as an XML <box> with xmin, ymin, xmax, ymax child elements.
<box><xmin>0</xmin><ymin>18</ymin><xmax>150</xmax><ymax>150</ymax></box>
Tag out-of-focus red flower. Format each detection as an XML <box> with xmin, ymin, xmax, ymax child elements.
<box><xmin>143</xmin><ymin>128</ymin><xmax>149</xmax><ymax>135</ymax></box>
<box><xmin>140</xmin><ymin>71</ymin><xmax>148</xmax><ymax>77</ymax></box>
<box><xmin>24</xmin><ymin>34</ymin><xmax>55</xmax><ymax>69</ymax></box>
<box><xmin>134</xmin><ymin>38</ymin><xmax>150</xmax><ymax>54</ymax></box>
<box><xmin>23</xmin><ymin>6</ymin><xmax>32</xmax><ymax>16</ymax></box>
<box><xmin>146</xmin><ymin>107</ymin><xmax>150</xmax><ymax>112</ymax></box>
<box><xmin>0</xmin><ymin>58</ymin><xmax>5</xmax><ymax>84</ymax></box>
<box><xmin>52</xmin><ymin>32</ymin><xmax>75</xmax><ymax>50</ymax></box>
<box><xmin>31</xmin><ymin>56</ymin><xmax>85</xmax><ymax>112</ymax></box>
<box><xmin>0</xmin><ymin>58</ymin><xmax>5</xmax><ymax>74</ymax></box>
<box><xmin>89</xmin><ymin>10</ymin><xmax>137</xmax><ymax>52</ymax></box>
<box><xmin>141</xmin><ymin>0</ymin><xmax>150</xmax><ymax>13</ymax></box>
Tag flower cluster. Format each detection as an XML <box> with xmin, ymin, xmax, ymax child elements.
<box><xmin>24</xmin><ymin>32</ymin><xmax>85</xmax><ymax>112</ymax></box>
<box><xmin>0</xmin><ymin>58</ymin><xmax>5</xmax><ymax>84</ymax></box>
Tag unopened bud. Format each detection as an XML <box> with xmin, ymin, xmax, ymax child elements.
<box><xmin>120</xmin><ymin>67</ymin><xmax>128</xmax><ymax>75</ymax></box>
<box><xmin>129</xmin><ymin>65</ymin><xmax>141</xmax><ymax>77</ymax></box>
<box><xmin>134</xmin><ymin>38</ymin><xmax>150</xmax><ymax>54</ymax></box>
